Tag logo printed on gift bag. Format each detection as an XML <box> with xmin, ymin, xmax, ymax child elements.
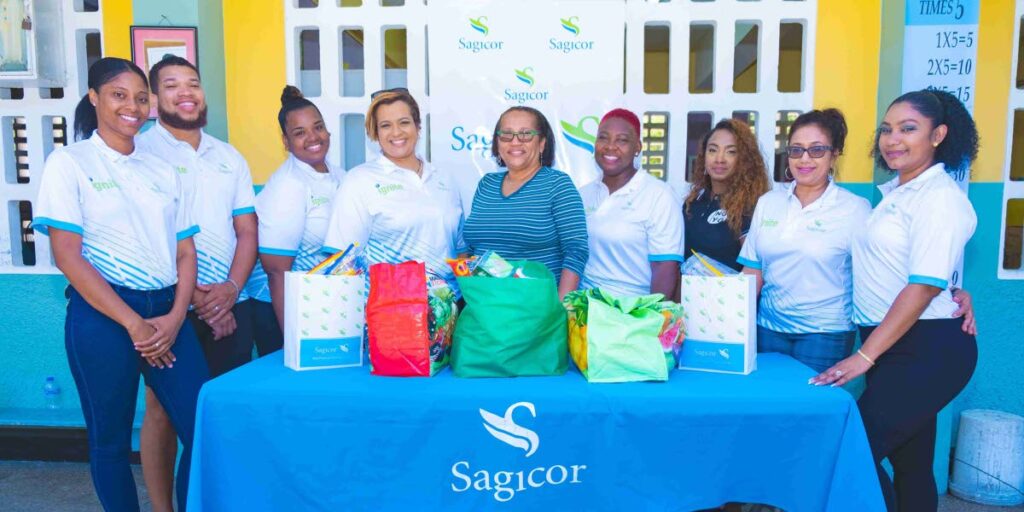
<box><xmin>450</xmin><ymin>402</ymin><xmax>588</xmax><ymax>503</ymax></box>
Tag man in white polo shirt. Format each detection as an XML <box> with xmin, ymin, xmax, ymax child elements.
<box><xmin>134</xmin><ymin>55</ymin><xmax>257</xmax><ymax>512</ymax></box>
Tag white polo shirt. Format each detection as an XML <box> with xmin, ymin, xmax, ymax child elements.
<box><xmin>245</xmin><ymin>154</ymin><xmax>344</xmax><ymax>302</ymax></box>
<box><xmin>579</xmin><ymin>171</ymin><xmax>684</xmax><ymax>298</ymax></box>
<box><xmin>738</xmin><ymin>181</ymin><xmax>871</xmax><ymax>333</ymax></box>
<box><xmin>852</xmin><ymin>163</ymin><xmax>976</xmax><ymax>325</ymax></box>
<box><xmin>323</xmin><ymin>154</ymin><xmax>465</xmax><ymax>290</ymax></box>
<box><xmin>33</xmin><ymin>132</ymin><xmax>198</xmax><ymax>290</ymax></box>
<box><xmin>136</xmin><ymin>123</ymin><xmax>256</xmax><ymax>300</ymax></box>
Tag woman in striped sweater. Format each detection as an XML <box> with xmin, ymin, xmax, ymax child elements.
<box><xmin>462</xmin><ymin>106</ymin><xmax>589</xmax><ymax>299</ymax></box>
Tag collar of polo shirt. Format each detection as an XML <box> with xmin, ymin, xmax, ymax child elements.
<box><xmin>153</xmin><ymin>121</ymin><xmax>215</xmax><ymax>156</ymax></box>
<box><xmin>784</xmin><ymin>178</ymin><xmax>840</xmax><ymax>210</ymax></box>
<box><xmin>373</xmin><ymin>152</ymin><xmax>433</xmax><ymax>181</ymax></box>
<box><xmin>90</xmin><ymin>131</ymin><xmax>142</xmax><ymax>163</ymax></box>
<box><xmin>878</xmin><ymin>162</ymin><xmax>946</xmax><ymax>196</ymax></box>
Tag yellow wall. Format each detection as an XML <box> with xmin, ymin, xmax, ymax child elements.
<box><xmin>812</xmin><ymin>0</ymin><xmax>881</xmax><ymax>183</ymax></box>
<box><xmin>101</xmin><ymin>0</ymin><xmax>133</xmax><ymax>58</ymax></box>
<box><xmin>223</xmin><ymin>0</ymin><xmax>287</xmax><ymax>183</ymax></box>
<box><xmin>973</xmin><ymin>0</ymin><xmax>1014</xmax><ymax>182</ymax></box>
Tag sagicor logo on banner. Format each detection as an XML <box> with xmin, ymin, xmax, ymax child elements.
<box><xmin>560</xmin><ymin>16</ymin><xmax>580</xmax><ymax>36</ymax></box>
<box><xmin>479</xmin><ymin>402</ymin><xmax>539</xmax><ymax>457</ymax></box>
<box><xmin>514</xmin><ymin>67</ymin><xmax>535</xmax><ymax>87</ymax></box>
<box><xmin>560</xmin><ymin>116</ymin><xmax>599</xmax><ymax>153</ymax></box>
<box><xmin>469</xmin><ymin>16</ymin><xmax>489</xmax><ymax>36</ymax></box>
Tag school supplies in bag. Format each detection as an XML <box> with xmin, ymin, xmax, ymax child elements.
<box><xmin>677</xmin><ymin>274</ymin><xmax>757</xmax><ymax>374</ymax></box>
<box><xmin>681</xmin><ymin>250</ymin><xmax>739</xmax><ymax>277</ymax></box>
<box><xmin>564</xmin><ymin>289</ymin><xmax>684</xmax><ymax>383</ymax></box>
<box><xmin>283</xmin><ymin>272</ymin><xmax>366</xmax><ymax>371</ymax></box>
<box><xmin>365</xmin><ymin>261</ymin><xmax>457</xmax><ymax>376</ymax></box>
<box><xmin>452</xmin><ymin>260</ymin><xmax>567</xmax><ymax>377</ymax></box>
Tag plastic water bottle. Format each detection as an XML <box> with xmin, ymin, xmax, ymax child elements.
<box><xmin>43</xmin><ymin>376</ymin><xmax>61</xmax><ymax>410</ymax></box>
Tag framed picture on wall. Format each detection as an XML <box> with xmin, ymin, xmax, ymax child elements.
<box><xmin>0</xmin><ymin>0</ymin><xmax>37</xmax><ymax>78</ymax></box>
<box><xmin>130</xmin><ymin>25</ymin><xmax>198</xmax><ymax>117</ymax></box>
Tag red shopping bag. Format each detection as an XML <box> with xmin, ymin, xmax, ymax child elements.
<box><xmin>366</xmin><ymin>261</ymin><xmax>431</xmax><ymax>376</ymax></box>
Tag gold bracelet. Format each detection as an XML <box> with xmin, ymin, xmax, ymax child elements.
<box><xmin>857</xmin><ymin>349</ymin><xmax>876</xmax><ymax>366</ymax></box>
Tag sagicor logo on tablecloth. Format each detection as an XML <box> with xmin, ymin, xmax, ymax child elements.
<box><xmin>479</xmin><ymin>402</ymin><xmax>539</xmax><ymax>458</ymax></box>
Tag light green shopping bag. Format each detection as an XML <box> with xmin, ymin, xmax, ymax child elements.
<box><xmin>451</xmin><ymin>261</ymin><xmax>568</xmax><ymax>378</ymax></box>
<box><xmin>565</xmin><ymin>289</ymin><xmax>684</xmax><ymax>383</ymax></box>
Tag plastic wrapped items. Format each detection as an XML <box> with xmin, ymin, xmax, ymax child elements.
<box><xmin>681</xmin><ymin>250</ymin><xmax>739</xmax><ymax>277</ymax></box>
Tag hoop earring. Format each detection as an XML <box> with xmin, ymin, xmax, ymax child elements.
<box><xmin>785</xmin><ymin>167</ymin><xmax>794</xmax><ymax>181</ymax></box>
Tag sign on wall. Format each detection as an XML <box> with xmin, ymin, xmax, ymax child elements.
<box><xmin>428</xmin><ymin>0</ymin><xmax>626</xmax><ymax>208</ymax></box>
<box><xmin>901</xmin><ymin>0</ymin><xmax>979</xmax><ymax>189</ymax></box>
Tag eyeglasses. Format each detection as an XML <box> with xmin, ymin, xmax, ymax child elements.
<box><xmin>370</xmin><ymin>87</ymin><xmax>410</xmax><ymax>99</ymax></box>
<box><xmin>496</xmin><ymin>130</ymin><xmax>541</xmax><ymax>143</ymax></box>
<box><xmin>786</xmin><ymin>145</ymin><xmax>833</xmax><ymax>159</ymax></box>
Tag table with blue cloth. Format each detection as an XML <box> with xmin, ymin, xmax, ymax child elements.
<box><xmin>187</xmin><ymin>352</ymin><xmax>884</xmax><ymax>511</ymax></box>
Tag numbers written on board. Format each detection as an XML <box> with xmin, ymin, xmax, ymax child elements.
<box><xmin>926</xmin><ymin>58</ymin><xmax>973</xmax><ymax>76</ymax></box>
<box><xmin>925</xmin><ymin>85</ymin><xmax>972</xmax><ymax>104</ymax></box>
<box><xmin>935</xmin><ymin>30</ymin><xmax>974</xmax><ymax>49</ymax></box>
<box><xmin>917</xmin><ymin>0</ymin><xmax>967</xmax><ymax>20</ymax></box>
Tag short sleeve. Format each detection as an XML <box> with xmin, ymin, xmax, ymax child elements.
<box><xmin>175</xmin><ymin>171</ymin><xmax>199</xmax><ymax>240</ymax></box>
<box><xmin>737</xmin><ymin>198</ymin><xmax>764</xmax><ymax>269</ymax></box>
<box><xmin>644</xmin><ymin>186</ymin><xmax>684</xmax><ymax>263</ymax></box>
<box><xmin>231</xmin><ymin>152</ymin><xmax>257</xmax><ymax>216</ymax></box>
<box><xmin>256</xmin><ymin>174</ymin><xmax>308</xmax><ymax>256</ymax></box>
<box><xmin>33</xmin><ymin>151</ymin><xmax>85</xmax><ymax>236</ymax></box>
<box><xmin>322</xmin><ymin>174</ymin><xmax>371</xmax><ymax>254</ymax></box>
<box><xmin>907</xmin><ymin>188</ymin><xmax>977</xmax><ymax>289</ymax></box>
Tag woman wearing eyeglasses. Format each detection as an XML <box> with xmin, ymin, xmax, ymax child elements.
<box><xmin>738</xmin><ymin>109</ymin><xmax>976</xmax><ymax>373</ymax></box>
<box><xmin>736</xmin><ymin>109</ymin><xmax>869</xmax><ymax>372</ymax></box>
<box><xmin>462</xmin><ymin>106</ymin><xmax>588</xmax><ymax>299</ymax></box>
<box><xmin>323</xmin><ymin>89</ymin><xmax>465</xmax><ymax>291</ymax></box>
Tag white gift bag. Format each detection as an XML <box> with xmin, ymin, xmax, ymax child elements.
<box><xmin>677</xmin><ymin>274</ymin><xmax>757</xmax><ymax>375</ymax></box>
<box><xmin>283</xmin><ymin>272</ymin><xmax>367</xmax><ymax>371</ymax></box>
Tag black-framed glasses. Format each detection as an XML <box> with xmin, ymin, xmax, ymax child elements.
<box><xmin>496</xmin><ymin>130</ymin><xmax>540</xmax><ymax>143</ymax></box>
<box><xmin>370</xmin><ymin>87</ymin><xmax>410</xmax><ymax>99</ymax></box>
<box><xmin>786</xmin><ymin>145</ymin><xmax>833</xmax><ymax>159</ymax></box>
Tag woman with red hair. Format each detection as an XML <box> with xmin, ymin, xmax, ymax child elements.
<box><xmin>579</xmin><ymin>108</ymin><xmax>683</xmax><ymax>297</ymax></box>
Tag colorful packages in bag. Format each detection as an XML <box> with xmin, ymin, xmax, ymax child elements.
<box><xmin>565</xmin><ymin>289</ymin><xmax>685</xmax><ymax>383</ymax></box>
<box><xmin>677</xmin><ymin>274</ymin><xmax>757</xmax><ymax>374</ymax></box>
<box><xmin>365</xmin><ymin>261</ymin><xmax>457</xmax><ymax>376</ymax></box>
<box><xmin>452</xmin><ymin>260</ymin><xmax>567</xmax><ymax>378</ymax></box>
<box><xmin>681</xmin><ymin>250</ymin><xmax>739</xmax><ymax>276</ymax></box>
<box><xmin>283</xmin><ymin>272</ymin><xmax>366</xmax><ymax>371</ymax></box>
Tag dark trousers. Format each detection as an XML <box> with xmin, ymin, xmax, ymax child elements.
<box><xmin>187</xmin><ymin>299</ymin><xmax>255</xmax><ymax>377</ymax></box>
<box><xmin>66</xmin><ymin>284</ymin><xmax>209</xmax><ymax>512</ymax></box>
<box><xmin>858</xmin><ymin>318</ymin><xmax>977</xmax><ymax>512</ymax></box>
<box><xmin>247</xmin><ymin>298</ymin><xmax>283</xmax><ymax>356</ymax></box>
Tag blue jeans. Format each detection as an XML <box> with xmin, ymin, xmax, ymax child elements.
<box><xmin>247</xmin><ymin>299</ymin><xmax>283</xmax><ymax>356</ymax></box>
<box><xmin>756</xmin><ymin>326</ymin><xmax>855</xmax><ymax>373</ymax></box>
<box><xmin>66</xmin><ymin>284</ymin><xmax>209</xmax><ymax>511</ymax></box>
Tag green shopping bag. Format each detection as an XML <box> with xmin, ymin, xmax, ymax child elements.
<box><xmin>565</xmin><ymin>289</ymin><xmax>684</xmax><ymax>383</ymax></box>
<box><xmin>452</xmin><ymin>260</ymin><xmax>568</xmax><ymax>377</ymax></box>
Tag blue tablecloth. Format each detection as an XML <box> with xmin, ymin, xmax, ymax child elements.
<box><xmin>187</xmin><ymin>353</ymin><xmax>884</xmax><ymax>511</ymax></box>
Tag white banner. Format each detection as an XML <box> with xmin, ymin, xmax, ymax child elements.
<box><xmin>427</xmin><ymin>0</ymin><xmax>626</xmax><ymax>208</ymax></box>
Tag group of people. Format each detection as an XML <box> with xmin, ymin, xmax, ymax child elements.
<box><xmin>33</xmin><ymin>55</ymin><xmax>980</xmax><ymax>511</ymax></box>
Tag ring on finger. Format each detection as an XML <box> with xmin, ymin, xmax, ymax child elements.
<box><xmin>832</xmin><ymin>369</ymin><xmax>844</xmax><ymax>377</ymax></box>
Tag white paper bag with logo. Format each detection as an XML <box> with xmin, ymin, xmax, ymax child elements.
<box><xmin>677</xmin><ymin>274</ymin><xmax>757</xmax><ymax>375</ymax></box>
<box><xmin>283</xmin><ymin>272</ymin><xmax>367</xmax><ymax>371</ymax></box>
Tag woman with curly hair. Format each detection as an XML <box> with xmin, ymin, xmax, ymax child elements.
<box><xmin>810</xmin><ymin>89</ymin><xmax>979</xmax><ymax>511</ymax></box>
<box><xmin>683</xmin><ymin>118</ymin><xmax>771</xmax><ymax>271</ymax></box>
